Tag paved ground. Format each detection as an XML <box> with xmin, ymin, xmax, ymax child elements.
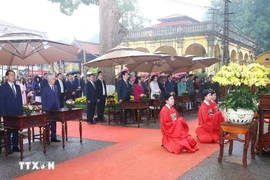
<box><xmin>2</xmin><ymin>110</ymin><xmax>270</xmax><ymax>180</ymax></box>
<box><xmin>178</xmin><ymin>140</ymin><xmax>270</xmax><ymax>180</ymax></box>
<box><xmin>0</xmin><ymin>138</ymin><xmax>115</xmax><ymax>180</ymax></box>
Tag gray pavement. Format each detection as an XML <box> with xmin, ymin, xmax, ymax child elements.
<box><xmin>2</xmin><ymin>110</ymin><xmax>269</xmax><ymax>180</ymax></box>
<box><xmin>0</xmin><ymin>137</ymin><xmax>115</xmax><ymax>180</ymax></box>
<box><xmin>178</xmin><ymin>140</ymin><xmax>270</xmax><ymax>180</ymax></box>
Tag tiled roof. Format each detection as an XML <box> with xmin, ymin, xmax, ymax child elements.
<box><xmin>73</xmin><ymin>40</ymin><xmax>99</xmax><ymax>55</ymax></box>
<box><xmin>157</xmin><ymin>14</ymin><xmax>186</xmax><ymax>21</ymax></box>
<box><xmin>152</xmin><ymin>20</ymin><xmax>191</xmax><ymax>27</ymax></box>
<box><xmin>0</xmin><ymin>19</ymin><xmax>19</xmax><ymax>27</ymax></box>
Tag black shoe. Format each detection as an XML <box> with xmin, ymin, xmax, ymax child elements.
<box><xmin>90</xmin><ymin>121</ymin><xmax>97</xmax><ymax>124</ymax></box>
<box><xmin>51</xmin><ymin>139</ymin><xmax>61</xmax><ymax>142</ymax></box>
<box><xmin>8</xmin><ymin>150</ymin><xmax>13</xmax><ymax>154</ymax></box>
<box><xmin>99</xmin><ymin>119</ymin><xmax>106</xmax><ymax>122</ymax></box>
<box><xmin>12</xmin><ymin>147</ymin><xmax>20</xmax><ymax>152</ymax></box>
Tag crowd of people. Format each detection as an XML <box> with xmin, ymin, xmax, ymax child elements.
<box><xmin>0</xmin><ymin>70</ymin><xmax>108</xmax><ymax>154</ymax></box>
<box><xmin>0</xmin><ymin>68</ymin><xmax>224</xmax><ymax>154</ymax></box>
<box><xmin>116</xmin><ymin>70</ymin><xmax>225</xmax><ymax>154</ymax></box>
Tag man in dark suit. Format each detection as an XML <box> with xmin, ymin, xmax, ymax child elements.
<box><xmin>66</xmin><ymin>74</ymin><xmax>76</xmax><ymax>100</ymax></box>
<box><xmin>75</xmin><ymin>73</ymin><xmax>85</xmax><ymax>98</ymax></box>
<box><xmin>41</xmin><ymin>74</ymin><xmax>61</xmax><ymax>142</ymax></box>
<box><xmin>165</xmin><ymin>74</ymin><xmax>174</xmax><ymax>93</ymax></box>
<box><xmin>86</xmin><ymin>74</ymin><xmax>98</xmax><ymax>124</ymax></box>
<box><xmin>41</xmin><ymin>73</ymin><xmax>48</xmax><ymax>88</ymax></box>
<box><xmin>55</xmin><ymin>73</ymin><xmax>66</xmax><ymax>108</ymax></box>
<box><xmin>95</xmin><ymin>71</ymin><xmax>107</xmax><ymax>122</ymax></box>
<box><xmin>0</xmin><ymin>70</ymin><xmax>22</xmax><ymax>154</ymax></box>
<box><xmin>118</xmin><ymin>71</ymin><xmax>132</xmax><ymax>124</ymax></box>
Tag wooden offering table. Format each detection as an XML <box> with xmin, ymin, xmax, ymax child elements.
<box><xmin>177</xmin><ymin>95</ymin><xmax>191</xmax><ymax>116</ymax></box>
<box><xmin>257</xmin><ymin>106</ymin><xmax>270</xmax><ymax>155</ymax></box>
<box><xmin>122</xmin><ymin>100</ymin><xmax>150</xmax><ymax>127</ymax></box>
<box><xmin>149</xmin><ymin>98</ymin><xmax>162</xmax><ymax>123</ymax></box>
<box><xmin>45</xmin><ymin>108</ymin><xmax>83</xmax><ymax>149</ymax></box>
<box><xmin>218</xmin><ymin>120</ymin><xmax>258</xmax><ymax>167</ymax></box>
<box><xmin>3</xmin><ymin>113</ymin><xmax>47</xmax><ymax>160</ymax></box>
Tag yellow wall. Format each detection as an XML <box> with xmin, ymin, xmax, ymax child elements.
<box><xmin>126</xmin><ymin>35</ymin><xmax>254</xmax><ymax>74</ymax></box>
<box><xmin>256</xmin><ymin>52</ymin><xmax>270</xmax><ymax>68</ymax></box>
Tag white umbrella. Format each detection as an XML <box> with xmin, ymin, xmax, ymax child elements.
<box><xmin>0</xmin><ymin>32</ymin><xmax>78</xmax><ymax>65</ymax></box>
<box><xmin>126</xmin><ymin>55</ymin><xmax>193</xmax><ymax>73</ymax></box>
<box><xmin>83</xmin><ymin>45</ymin><xmax>163</xmax><ymax>68</ymax></box>
<box><xmin>172</xmin><ymin>57</ymin><xmax>219</xmax><ymax>73</ymax></box>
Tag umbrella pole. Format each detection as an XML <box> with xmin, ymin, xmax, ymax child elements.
<box><xmin>83</xmin><ymin>50</ymin><xmax>87</xmax><ymax>84</ymax></box>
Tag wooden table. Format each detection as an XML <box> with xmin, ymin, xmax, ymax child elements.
<box><xmin>218</xmin><ymin>120</ymin><xmax>258</xmax><ymax>167</ymax></box>
<box><xmin>177</xmin><ymin>95</ymin><xmax>191</xmax><ymax>116</ymax></box>
<box><xmin>257</xmin><ymin>107</ymin><xmax>270</xmax><ymax>154</ymax></box>
<box><xmin>0</xmin><ymin>128</ymin><xmax>8</xmax><ymax>157</ymax></box>
<box><xmin>149</xmin><ymin>98</ymin><xmax>162</xmax><ymax>123</ymax></box>
<box><xmin>3</xmin><ymin>113</ymin><xmax>47</xmax><ymax>160</ymax></box>
<box><xmin>45</xmin><ymin>108</ymin><xmax>83</xmax><ymax>149</ymax></box>
<box><xmin>122</xmin><ymin>100</ymin><xmax>150</xmax><ymax>127</ymax></box>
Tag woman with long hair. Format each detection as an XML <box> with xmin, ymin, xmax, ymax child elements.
<box><xmin>18</xmin><ymin>77</ymin><xmax>27</xmax><ymax>105</ymax></box>
<box><xmin>160</xmin><ymin>93</ymin><xmax>199</xmax><ymax>154</ymax></box>
<box><xmin>133</xmin><ymin>76</ymin><xmax>144</xmax><ymax>100</ymax></box>
<box><xmin>196</xmin><ymin>90</ymin><xmax>224</xmax><ymax>143</ymax></box>
<box><xmin>33</xmin><ymin>76</ymin><xmax>42</xmax><ymax>102</ymax></box>
<box><xmin>149</xmin><ymin>75</ymin><xmax>161</xmax><ymax>99</ymax></box>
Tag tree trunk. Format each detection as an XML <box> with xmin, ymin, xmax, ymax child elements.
<box><xmin>99</xmin><ymin>0</ymin><xmax>128</xmax><ymax>85</ymax></box>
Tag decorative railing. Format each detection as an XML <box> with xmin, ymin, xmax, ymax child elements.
<box><xmin>127</xmin><ymin>21</ymin><xmax>255</xmax><ymax>48</ymax></box>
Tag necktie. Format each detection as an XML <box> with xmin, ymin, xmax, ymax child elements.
<box><xmin>51</xmin><ymin>85</ymin><xmax>55</xmax><ymax>91</ymax></box>
<box><xmin>92</xmin><ymin>82</ymin><xmax>96</xmax><ymax>89</ymax></box>
<box><xmin>78</xmin><ymin>79</ymin><xmax>80</xmax><ymax>87</ymax></box>
<box><xmin>12</xmin><ymin>84</ymin><xmax>16</xmax><ymax>96</ymax></box>
<box><xmin>125</xmin><ymin>80</ymin><xmax>128</xmax><ymax>87</ymax></box>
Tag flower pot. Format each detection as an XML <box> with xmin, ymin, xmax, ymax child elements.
<box><xmin>259</xmin><ymin>94</ymin><xmax>270</xmax><ymax>110</ymax></box>
<box><xmin>25</xmin><ymin>112</ymin><xmax>32</xmax><ymax>116</ymax></box>
<box><xmin>222</xmin><ymin>108</ymin><xmax>254</xmax><ymax>124</ymax></box>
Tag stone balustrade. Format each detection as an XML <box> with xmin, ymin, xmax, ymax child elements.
<box><xmin>127</xmin><ymin>21</ymin><xmax>255</xmax><ymax>48</ymax></box>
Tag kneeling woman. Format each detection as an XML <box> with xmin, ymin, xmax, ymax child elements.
<box><xmin>160</xmin><ymin>93</ymin><xmax>199</xmax><ymax>154</ymax></box>
<box><xmin>196</xmin><ymin>90</ymin><xmax>224</xmax><ymax>143</ymax></box>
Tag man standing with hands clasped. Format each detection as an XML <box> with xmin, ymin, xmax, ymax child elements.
<box><xmin>86</xmin><ymin>74</ymin><xmax>98</xmax><ymax>124</ymax></box>
<box><xmin>0</xmin><ymin>70</ymin><xmax>22</xmax><ymax>154</ymax></box>
<box><xmin>95</xmin><ymin>71</ymin><xmax>107</xmax><ymax>122</ymax></box>
<box><xmin>117</xmin><ymin>71</ymin><xmax>131</xmax><ymax>125</ymax></box>
<box><xmin>41</xmin><ymin>74</ymin><xmax>61</xmax><ymax>142</ymax></box>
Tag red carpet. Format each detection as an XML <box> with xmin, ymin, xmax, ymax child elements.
<box><xmin>16</xmin><ymin>119</ymin><xmax>221</xmax><ymax>180</ymax></box>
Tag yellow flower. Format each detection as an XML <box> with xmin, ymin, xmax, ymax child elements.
<box><xmin>213</xmin><ymin>63</ymin><xmax>270</xmax><ymax>87</ymax></box>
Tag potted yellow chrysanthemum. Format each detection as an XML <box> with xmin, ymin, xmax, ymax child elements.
<box><xmin>213</xmin><ymin>63</ymin><xmax>270</xmax><ymax>124</ymax></box>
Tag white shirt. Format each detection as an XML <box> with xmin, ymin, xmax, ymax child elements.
<box><xmin>165</xmin><ymin>104</ymin><xmax>172</xmax><ymax>110</ymax></box>
<box><xmin>99</xmin><ymin>78</ymin><xmax>105</xmax><ymax>95</ymax></box>
<box><xmin>150</xmin><ymin>81</ymin><xmax>161</xmax><ymax>99</ymax></box>
<box><xmin>49</xmin><ymin>84</ymin><xmax>54</xmax><ymax>91</ymax></box>
<box><xmin>90</xmin><ymin>81</ymin><xmax>95</xmax><ymax>89</ymax></box>
<box><xmin>204</xmin><ymin>100</ymin><xmax>210</xmax><ymax>106</ymax></box>
<box><xmin>58</xmin><ymin>79</ymin><xmax>64</xmax><ymax>93</ymax></box>
<box><xmin>7</xmin><ymin>81</ymin><xmax>17</xmax><ymax>95</ymax></box>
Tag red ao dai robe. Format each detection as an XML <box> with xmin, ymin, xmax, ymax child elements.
<box><xmin>196</xmin><ymin>100</ymin><xmax>224</xmax><ymax>143</ymax></box>
<box><xmin>160</xmin><ymin>105</ymin><xmax>199</xmax><ymax>154</ymax></box>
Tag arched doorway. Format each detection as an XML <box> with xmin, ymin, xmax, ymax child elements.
<box><xmin>244</xmin><ymin>54</ymin><xmax>249</xmax><ymax>64</ymax></box>
<box><xmin>239</xmin><ymin>51</ymin><xmax>243</xmax><ymax>64</ymax></box>
<box><xmin>155</xmin><ymin>45</ymin><xmax>177</xmax><ymax>56</ymax></box>
<box><xmin>135</xmin><ymin>47</ymin><xmax>150</xmax><ymax>53</ymax></box>
<box><xmin>212</xmin><ymin>44</ymin><xmax>221</xmax><ymax>72</ymax></box>
<box><xmin>185</xmin><ymin>43</ymin><xmax>206</xmax><ymax>57</ymax></box>
<box><xmin>231</xmin><ymin>50</ymin><xmax>237</xmax><ymax>63</ymax></box>
<box><xmin>250</xmin><ymin>55</ymin><xmax>254</xmax><ymax>63</ymax></box>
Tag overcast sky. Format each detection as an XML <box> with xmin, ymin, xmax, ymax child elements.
<box><xmin>0</xmin><ymin>0</ymin><xmax>211</xmax><ymax>43</ymax></box>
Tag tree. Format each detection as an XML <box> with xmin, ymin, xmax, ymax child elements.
<box><xmin>210</xmin><ymin>0</ymin><xmax>270</xmax><ymax>56</ymax></box>
<box><xmin>48</xmin><ymin>0</ymin><xmax>148</xmax><ymax>84</ymax></box>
